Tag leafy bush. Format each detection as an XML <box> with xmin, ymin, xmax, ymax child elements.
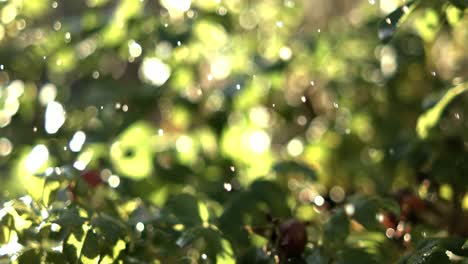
<box><xmin>0</xmin><ymin>0</ymin><xmax>467</xmax><ymax>263</ymax></box>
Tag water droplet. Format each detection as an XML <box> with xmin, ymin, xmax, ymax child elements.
<box><xmin>297</xmin><ymin>115</ymin><xmax>307</xmax><ymax>126</ymax></box>
<box><xmin>333</xmin><ymin>102</ymin><xmax>339</xmax><ymax>108</ymax></box>
<box><xmin>431</xmin><ymin>71</ymin><xmax>436</xmax><ymax>76</ymax></box>
<box><xmin>403</xmin><ymin>233</ymin><xmax>411</xmax><ymax>242</ymax></box>
<box><xmin>276</xmin><ymin>21</ymin><xmax>283</xmax><ymax>28</ymax></box>
<box><xmin>25</xmin><ymin>145</ymin><xmax>49</xmax><ymax>173</ymax></box>
<box><xmin>69</xmin><ymin>131</ymin><xmax>86</xmax><ymax>152</ymax></box>
<box><xmin>0</xmin><ymin>138</ymin><xmax>13</xmax><ymax>157</ymax></box>
<box><xmin>386</xmin><ymin>228</ymin><xmax>395</xmax><ymax>238</ymax></box>
<box><xmin>284</xmin><ymin>0</ymin><xmax>295</xmax><ymax>8</ymax></box>
<box><xmin>64</xmin><ymin>32</ymin><xmax>71</xmax><ymax>42</ymax></box>
<box><xmin>45</xmin><ymin>101</ymin><xmax>66</xmax><ymax>134</ymax></box>
<box><xmin>128</xmin><ymin>40</ymin><xmax>142</xmax><ymax>58</ymax></box>
<box><xmin>158</xmin><ymin>128</ymin><xmax>164</xmax><ymax>136</ymax></box>
<box><xmin>201</xmin><ymin>253</ymin><xmax>207</xmax><ymax>260</ymax></box>
<box><xmin>279</xmin><ymin>46</ymin><xmax>292</xmax><ymax>60</ymax></box>
<box><xmin>287</xmin><ymin>138</ymin><xmax>304</xmax><ymax>157</ymax></box>
<box><xmin>122</xmin><ymin>105</ymin><xmax>129</xmax><ymax>112</ymax></box>
<box><xmin>92</xmin><ymin>71</ymin><xmax>100</xmax><ymax>79</ymax></box>
<box><xmin>229</xmin><ymin>166</ymin><xmax>235</xmax><ymax>172</ymax></box>
<box><xmin>235</xmin><ymin>84</ymin><xmax>241</xmax><ymax>90</ymax></box>
<box><xmin>136</xmin><ymin>222</ymin><xmax>144</xmax><ymax>232</ymax></box>
<box><xmin>50</xmin><ymin>223</ymin><xmax>60</xmax><ymax>232</ymax></box>
<box><xmin>108</xmin><ymin>175</ymin><xmax>120</xmax><ymax>188</ymax></box>
<box><xmin>139</xmin><ymin>57</ymin><xmax>171</xmax><ymax>86</ymax></box>
<box><xmin>187</xmin><ymin>10</ymin><xmax>196</xmax><ymax>18</ymax></box>
<box><xmin>53</xmin><ymin>21</ymin><xmax>61</xmax><ymax>31</ymax></box>
<box><xmin>51</xmin><ymin>1</ymin><xmax>58</xmax><ymax>8</ymax></box>
<box><xmin>223</xmin><ymin>182</ymin><xmax>232</xmax><ymax>192</ymax></box>
<box><xmin>345</xmin><ymin>204</ymin><xmax>355</xmax><ymax>216</ymax></box>
<box><xmin>313</xmin><ymin>195</ymin><xmax>325</xmax><ymax>206</ymax></box>
<box><xmin>385</xmin><ymin>18</ymin><xmax>392</xmax><ymax>24</ymax></box>
<box><xmin>217</xmin><ymin>6</ymin><xmax>227</xmax><ymax>16</ymax></box>
<box><xmin>301</xmin><ymin>96</ymin><xmax>306</xmax><ymax>103</ymax></box>
<box><xmin>177</xmin><ymin>40</ymin><xmax>181</xmax><ymax>46</ymax></box>
<box><xmin>310</xmin><ymin>80</ymin><xmax>315</xmax><ymax>86</ymax></box>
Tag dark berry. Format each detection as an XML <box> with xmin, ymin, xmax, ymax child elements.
<box><xmin>278</xmin><ymin>218</ymin><xmax>307</xmax><ymax>257</ymax></box>
<box><xmin>81</xmin><ymin>169</ymin><xmax>103</xmax><ymax>187</ymax></box>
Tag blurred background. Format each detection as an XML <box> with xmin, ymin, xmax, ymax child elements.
<box><xmin>0</xmin><ymin>0</ymin><xmax>467</xmax><ymax>262</ymax></box>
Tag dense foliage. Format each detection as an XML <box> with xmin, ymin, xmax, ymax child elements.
<box><xmin>0</xmin><ymin>0</ymin><xmax>467</xmax><ymax>263</ymax></box>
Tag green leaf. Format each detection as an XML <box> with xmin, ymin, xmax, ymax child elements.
<box><xmin>18</xmin><ymin>249</ymin><xmax>41</xmax><ymax>264</ymax></box>
<box><xmin>272</xmin><ymin>161</ymin><xmax>318</xmax><ymax>181</ymax></box>
<box><xmin>347</xmin><ymin>195</ymin><xmax>400</xmax><ymax>230</ymax></box>
<box><xmin>402</xmin><ymin>240</ymin><xmax>451</xmax><ymax>264</ymax></box>
<box><xmin>81</xmin><ymin>229</ymin><xmax>100</xmax><ymax>259</ymax></box>
<box><xmin>249</xmin><ymin>180</ymin><xmax>291</xmax><ymax>217</ymax></box>
<box><xmin>378</xmin><ymin>197</ymin><xmax>401</xmax><ymax>217</ymax></box>
<box><xmin>176</xmin><ymin>227</ymin><xmax>204</xmax><ymax>248</ymax></box>
<box><xmin>449</xmin><ymin>0</ymin><xmax>468</xmax><ymax>9</ymax></box>
<box><xmin>324</xmin><ymin>209</ymin><xmax>349</xmax><ymax>247</ymax></box>
<box><xmin>439</xmin><ymin>237</ymin><xmax>468</xmax><ymax>256</ymax></box>
<box><xmin>92</xmin><ymin>215</ymin><xmax>125</xmax><ymax>246</ymax></box>
<box><xmin>238</xmin><ymin>247</ymin><xmax>272</xmax><ymax>264</ymax></box>
<box><xmin>218</xmin><ymin>192</ymin><xmax>255</xmax><ymax>248</ymax></box>
<box><xmin>176</xmin><ymin>227</ymin><xmax>226</xmax><ymax>262</ymax></box>
<box><xmin>0</xmin><ymin>214</ymin><xmax>14</xmax><ymax>244</ymax></box>
<box><xmin>417</xmin><ymin>82</ymin><xmax>468</xmax><ymax>139</ymax></box>
<box><xmin>45</xmin><ymin>251</ymin><xmax>67</xmax><ymax>263</ymax></box>
<box><xmin>378</xmin><ymin>1</ymin><xmax>415</xmax><ymax>42</ymax></box>
<box><xmin>462</xmin><ymin>240</ymin><xmax>468</xmax><ymax>250</ymax></box>
<box><xmin>337</xmin><ymin>248</ymin><xmax>377</xmax><ymax>264</ymax></box>
<box><xmin>164</xmin><ymin>193</ymin><xmax>202</xmax><ymax>227</ymax></box>
<box><xmin>305</xmin><ymin>248</ymin><xmax>330</xmax><ymax>264</ymax></box>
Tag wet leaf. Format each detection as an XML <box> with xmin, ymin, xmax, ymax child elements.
<box><xmin>463</xmin><ymin>239</ymin><xmax>468</xmax><ymax>250</ymax></box>
<box><xmin>176</xmin><ymin>227</ymin><xmax>204</xmax><ymax>248</ymax></box>
<box><xmin>416</xmin><ymin>82</ymin><xmax>468</xmax><ymax>139</ymax></box>
<box><xmin>378</xmin><ymin>1</ymin><xmax>415</xmax><ymax>42</ymax></box>
<box><xmin>401</xmin><ymin>240</ymin><xmax>450</xmax><ymax>264</ymax></box>
<box><xmin>449</xmin><ymin>0</ymin><xmax>468</xmax><ymax>9</ymax></box>
<box><xmin>272</xmin><ymin>161</ymin><xmax>317</xmax><ymax>181</ymax></box>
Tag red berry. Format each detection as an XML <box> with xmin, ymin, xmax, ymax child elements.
<box><xmin>400</xmin><ymin>194</ymin><xmax>425</xmax><ymax>221</ymax></box>
<box><xmin>278</xmin><ymin>219</ymin><xmax>307</xmax><ymax>257</ymax></box>
<box><xmin>381</xmin><ymin>213</ymin><xmax>397</xmax><ymax>229</ymax></box>
<box><xmin>81</xmin><ymin>169</ymin><xmax>103</xmax><ymax>187</ymax></box>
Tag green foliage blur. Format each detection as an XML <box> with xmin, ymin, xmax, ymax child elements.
<box><xmin>0</xmin><ymin>0</ymin><xmax>467</xmax><ymax>263</ymax></box>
